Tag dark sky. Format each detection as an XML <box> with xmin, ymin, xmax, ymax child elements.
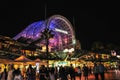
<box><xmin>0</xmin><ymin>1</ymin><xmax>119</xmax><ymax>50</ymax></box>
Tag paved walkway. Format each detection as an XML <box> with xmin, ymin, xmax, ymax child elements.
<box><xmin>33</xmin><ymin>70</ymin><xmax>120</xmax><ymax>80</ymax></box>
<box><xmin>75</xmin><ymin>70</ymin><xmax>120</xmax><ymax>80</ymax></box>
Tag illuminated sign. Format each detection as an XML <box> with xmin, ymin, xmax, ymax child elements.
<box><xmin>54</xmin><ymin>28</ymin><xmax>68</xmax><ymax>34</ymax></box>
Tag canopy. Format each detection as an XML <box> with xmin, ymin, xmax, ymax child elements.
<box><xmin>14</xmin><ymin>55</ymin><xmax>33</xmax><ymax>62</ymax></box>
<box><xmin>0</xmin><ymin>58</ymin><xmax>13</xmax><ymax>64</ymax></box>
<box><xmin>34</xmin><ymin>58</ymin><xmax>41</xmax><ymax>62</ymax></box>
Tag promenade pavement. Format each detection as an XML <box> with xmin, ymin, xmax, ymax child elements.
<box><xmin>34</xmin><ymin>70</ymin><xmax>120</xmax><ymax>80</ymax></box>
<box><xmin>75</xmin><ymin>70</ymin><xmax>120</xmax><ymax>80</ymax></box>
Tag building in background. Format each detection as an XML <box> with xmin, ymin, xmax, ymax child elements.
<box><xmin>13</xmin><ymin>15</ymin><xmax>76</xmax><ymax>54</ymax></box>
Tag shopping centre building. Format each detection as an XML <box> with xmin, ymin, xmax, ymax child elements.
<box><xmin>0</xmin><ymin>15</ymin><xmax>80</xmax><ymax>68</ymax></box>
<box><xmin>13</xmin><ymin>15</ymin><xmax>76</xmax><ymax>56</ymax></box>
<box><xmin>0</xmin><ymin>15</ymin><xmax>119</xmax><ymax>70</ymax></box>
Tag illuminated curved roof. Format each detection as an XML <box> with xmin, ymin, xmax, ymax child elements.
<box><xmin>13</xmin><ymin>21</ymin><xmax>45</xmax><ymax>40</ymax></box>
<box><xmin>13</xmin><ymin>15</ymin><xmax>76</xmax><ymax>51</ymax></box>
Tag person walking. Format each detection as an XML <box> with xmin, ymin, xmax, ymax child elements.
<box><xmin>98</xmin><ymin>62</ymin><xmax>105</xmax><ymax>80</ymax></box>
<box><xmin>49</xmin><ymin>67</ymin><xmax>55</xmax><ymax>80</ymax></box>
<box><xmin>59</xmin><ymin>66</ymin><xmax>68</xmax><ymax>80</ymax></box>
<box><xmin>77</xmin><ymin>66</ymin><xmax>82</xmax><ymax>80</ymax></box>
<box><xmin>39</xmin><ymin>65</ymin><xmax>48</xmax><ymax>80</ymax></box>
<box><xmin>7</xmin><ymin>64</ymin><xmax>15</xmax><ymax>80</ymax></box>
<box><xmin>0</xmin><ymin>68</ymin><xmax>8</xmax><ymax>80</ymax></box>
<box><xmin>13</xmin><ymin>68</ymin><xmax>23</xmax><ymax>80</ymax></box>
<box><xmin>69</xmin><ymin>64</ymin><xmax>75</xmax><ymax>80</ymax></box>
<box><xmin>93</xmin><ymin>63</ymin><xmax>99</xmax><ymax>80</ymax></box>
<box><xmin>26</xmin><ymin>64</ymin><xmax>36</xmax><ymax>80</ymax></box>
<box><xmin>82</xmin><ymin>64</ymin><xmax>89</xmax><ymax>80</ymax></box>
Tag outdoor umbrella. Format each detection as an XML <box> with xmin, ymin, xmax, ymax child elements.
<box><xmin>0</xmin><ymin>58</ymin><xmax>13</xmax><ymax>64</ymax></box>
<box><xmin>14</xmin><ymin>55</ymin><xmax>33</xmax><ymax>70</ymax></box>
<box><xmin>34</xmin><ymin>58</ymin><xmax>41</xmax><ymax>62</ymax></box>
<box><xmin>14</xmin><ymin>55</ymin><xmax>33</xmax><ymax>62</ymax></box>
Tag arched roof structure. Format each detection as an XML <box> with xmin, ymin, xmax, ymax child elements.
<box><xmin>13</xmin><ymin>15</ymin><xmax>76</xmax><ymax>52</ymax></box>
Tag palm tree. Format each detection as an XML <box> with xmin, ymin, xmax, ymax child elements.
<box><xmin>41</xmin><ymin>28</ymin><xmax>54</xmax><ymax>59</ymax></box>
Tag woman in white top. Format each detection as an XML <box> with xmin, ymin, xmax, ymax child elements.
<box><xmin>7</xmin><ymin>64</ymin><xmax>14</xmax><ymax>80</ymax></box>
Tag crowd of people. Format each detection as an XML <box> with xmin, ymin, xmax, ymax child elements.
<box><xmin>0</xmin><ymin>62</ymin><xmax>107</xmax><ymax>80</ymax></box>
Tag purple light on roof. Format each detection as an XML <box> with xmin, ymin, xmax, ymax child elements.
<box><xmin>13</xmin><ymin>15</ymin><xmax>76</xmax><ymax>51</ymax></box>
<box><xmin>13</xmin><ymin>21</ymin><xmax>45</xmax><ymax>40</ymax></box>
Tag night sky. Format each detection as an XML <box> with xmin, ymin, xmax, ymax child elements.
<box><xmin>0</xmin><ymin>1</ymin><xmax>119</xmax><ymax>50</ymax></box>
